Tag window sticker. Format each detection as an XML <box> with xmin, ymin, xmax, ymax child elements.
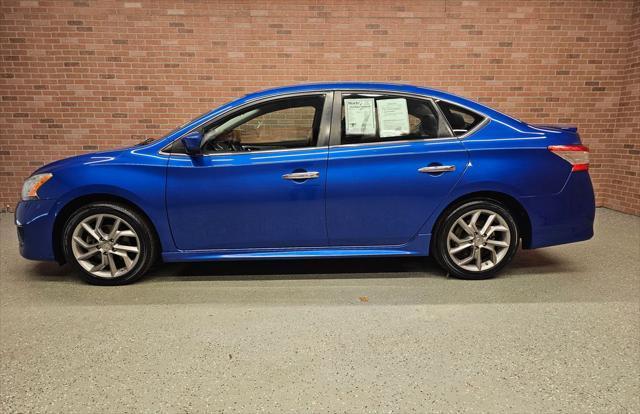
<box><xmin>377</xmin><ymin>98</ymin><xmax>410</xmax><ymax>138</ymax></box>
<box><xmin>344</xmin><ymin>98</ymin><xmax>376</xmax><ymax>136</ymax></box>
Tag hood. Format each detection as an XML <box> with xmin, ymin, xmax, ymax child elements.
<box><xmin>33</xmin><ymin>148</ymin><xmax>127</xmax><ymax>176</ymax></box>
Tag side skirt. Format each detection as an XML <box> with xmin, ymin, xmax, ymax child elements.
<box><xmin>162</xmin><ymin>234</ymin><xmax>431</xmax><ymax>262</ymax></box>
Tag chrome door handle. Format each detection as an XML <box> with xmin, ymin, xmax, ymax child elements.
<box><xmin>418</xmin><ymin>165</ymin><xmax>456</xmax><ymax>173</ymax></box>
<box><xmin>282</xmin><ymin>171</ymin><xmax>320</xmax><ymax>180</ymax></box>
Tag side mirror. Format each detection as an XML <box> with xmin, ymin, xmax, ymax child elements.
<box><xmin>181</xmin><ymin>131</ymin><xmax>203</xmax><ymax>155</ymax></box>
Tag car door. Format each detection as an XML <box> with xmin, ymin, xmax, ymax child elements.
<box><xmin>326</xmin><ymin>91</ymin><xmax>470</xmax><ymax>246</ymax></box>
<box><xmin>166</xmin><ymin>93</ymin><xmax>332</xmax><ymax>250</ymax></box>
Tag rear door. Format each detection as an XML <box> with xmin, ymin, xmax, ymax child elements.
<box><xmin>166</xmin><ymin>93</ymin><xmax>332</xmax><ymax>250</ymax></box>
<box><xmin>326</xmin><ymin>91</ymin><xmax>470</xmax><ymax>246</ymax></box>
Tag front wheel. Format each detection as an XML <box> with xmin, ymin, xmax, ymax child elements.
<box><xmin>433</xmin><ymin>200</ymin><xmax>519</xmax><ymax>280</ymax></box>
<box><xmin>62</xmin><ymin>202</ymin><xmax>157</xmax><ymax>285</ymax></box>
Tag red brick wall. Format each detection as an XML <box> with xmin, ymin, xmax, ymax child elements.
<box><xmin>605</xmin><ymin>0</ymin><xmax>639</xmax><ymax>214</ymax></box>
<box><xmin>1</xmin><ymin>0</ymin><xmax>638</xmax><ymax>214</ymax></box>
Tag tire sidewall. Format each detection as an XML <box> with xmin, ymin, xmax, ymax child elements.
<box><xmin>435</xmin><ymin>200</ymin><xmax>519</xmax><ymax>280</ymax></box>
<box><xmin>62</xmin><ymin>203</ymin><xmax>155</xmax><ymax>285</ymax></box>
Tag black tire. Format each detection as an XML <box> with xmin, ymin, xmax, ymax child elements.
<box><xmin>432</xmin><ymin>199</ymin><xmax>519</xmax><ymax>280</ymax></box>
<box><xmin>62</xmin><ymin>202</ymin><xmax>157</xmax><ymax>285</ymax></box>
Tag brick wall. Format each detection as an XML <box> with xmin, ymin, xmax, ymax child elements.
<box><xmin>605</xmin><ymin>0</ymin><xmax>639</xmax><ymax>214</ymax></box>
<box><xmin>1</xmin><ymin>0</ymin><xmax>638</xmax><ymax>214</ymax></box>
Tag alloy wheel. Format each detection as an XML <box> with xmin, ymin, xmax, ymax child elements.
<box><xmin>446</xmin><ymin>208</ymin><xmax>511</xmax><ymax>272</ymax></box>
<box><xmin>70</xmin><ymin>214</ymin><xmax>140</xmax><ymax>278</ymax></box>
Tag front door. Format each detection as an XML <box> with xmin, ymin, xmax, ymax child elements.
<box><xmin>326</xmin><ymin>92</ymin><xmax>469</xmax><ymax>246</ymax></box>
<box><xmin>166</xmin><ymin>93</ymin><xmax>332</xmax><ymax>250</ymax></box>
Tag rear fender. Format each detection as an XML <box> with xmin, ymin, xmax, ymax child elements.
<box><xmin>417</xmin><ymin>180</ymin><xmax>523</xmax><ymax>237</ymax></box>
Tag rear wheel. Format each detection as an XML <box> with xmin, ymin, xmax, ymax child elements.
<box><xmin>433</xmin><ymin>200</ymin><xmax>519</xmax><ymax>280</ymax></box>
<box><xmin>63</xmin><ymin>202</ymin><xmax>156</xmax><ymax>285</ymax></box>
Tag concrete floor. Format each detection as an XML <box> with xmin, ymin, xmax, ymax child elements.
<box><xmin>0</xmin><ymin>208</ymin><xmax>638</xmax><ymax>413</ymax></box>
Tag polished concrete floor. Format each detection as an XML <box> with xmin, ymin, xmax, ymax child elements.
<box><xmin>1</xmin><ymin>208</ymin><xmax>638</xmax><ymax>413</ymax></box>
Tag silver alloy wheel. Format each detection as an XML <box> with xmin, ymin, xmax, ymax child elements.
<box><xmin>71</xmin><ymin>214</ymin><xmax>140</xmax><ymax>278</ymax></box>
<box><xmin>446</xmin><ymin>209</ymin><xmax>511</xmax><ymax>272</ymax></box>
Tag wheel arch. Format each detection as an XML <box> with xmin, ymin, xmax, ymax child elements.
<box><xmin>431</xmin><ymin>191</ymin><xmax>532</xmax><ymax>249</ymax></box>
<box><xmin>52</xmin><ymin>193</ymin><xmax>160</xmax><ymax>264</ymax></box>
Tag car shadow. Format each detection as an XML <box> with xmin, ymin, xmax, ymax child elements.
<box><xmin>28</xmin><ymin>256</ymin><xmax>443</xmax><ymax>283</ymax></box>
<box><xmin>15</xmin><ymin>246</ymin><xmax>618</xmax><ymax>307</ymax></box>
<box><xmin>147</xmin><ymin>256</ymin><xmax>443</xmax><ymax>281</ymax></box>
<box><xmin>28</xmin><ymin>248</ymin><xmax>565</xmax><ymax>284</ymax></box>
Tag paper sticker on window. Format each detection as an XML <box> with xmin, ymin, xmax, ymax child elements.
<box><xmin>344</xmin><ymin>98</ymin><xmax>376</xmax><ymax>136</ymax></box>
<box><xmin>377</xmin><ymin>98</ymin><xmax>410</xmax><ymax>138</ymax></box>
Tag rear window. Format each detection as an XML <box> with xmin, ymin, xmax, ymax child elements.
<box><xmin>435</xmin><ymin>100</ymin><xmax>485</xmax><ymax>136</ymax></box>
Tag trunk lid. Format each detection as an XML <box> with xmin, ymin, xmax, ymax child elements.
<box><xmin>530</xmin><ymin>123</ymin><xmax>578</xmax><ymax>133</ymax></box>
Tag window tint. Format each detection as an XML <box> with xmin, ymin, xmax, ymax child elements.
<box><xmin>435</xmin><ymin>100</ymin><xmax>485</xmax><ymax>136</ymax></box>
<box><xmin>200</xmin><ymin>95</ymin><xmax>324</xmax><ymax>153</ymax></box>
<box><xmin>340</xmin><ymin>94</ymin><xmax>453</xmax><ymax>145</ymax></box>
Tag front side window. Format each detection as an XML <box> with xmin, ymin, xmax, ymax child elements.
<box><xmin>435</xmin><ymin>100</ymin><xmax>485</xmax><ymax>136</ymax></box>
<box><xmin>340</xmin><ymin>94</ymin><xmax>453</xmax><ymax>145</ymax></box>
<box><xmin>200</xmin><ymin>95</ymin><xmax>325</xmax><ymax>153</ymax></box>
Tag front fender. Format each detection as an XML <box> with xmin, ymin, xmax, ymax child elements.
<box><xmin>44</xmin><ymin>152</ymin><xmax>175</xmax><ymax>254</ymax></box>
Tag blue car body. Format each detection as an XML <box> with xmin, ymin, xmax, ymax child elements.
<box><xmin>15</xmin><ymin>82</ymin><xmax>595</xmax><ymax>264</ymax></box>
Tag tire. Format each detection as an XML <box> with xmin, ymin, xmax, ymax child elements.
<box><xmin>432</xmin><ymin>199</ymin><xmax>519</xmax><ymax>280</ymax></box>
<box><xmin>62</xmin><ymin>202</ymin><xmax>157</xmax><ymax>285</ymax></box>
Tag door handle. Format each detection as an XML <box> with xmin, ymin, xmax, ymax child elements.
<box><xmin>282</xmin><ymin>171</ymin><xmax>320</xmax><ymax>180</ymax></box>
<box><xmin>418</xmin><ymin>165</ymin><xmax>456</xmax><ymax>173</ymax></box>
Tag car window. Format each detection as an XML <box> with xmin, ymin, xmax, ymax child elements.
<box><xmin>435</xmin><ymin>100</ymin><xmax>485</xmax><ymax>136</ymax></box>
<box><xmin>340</xmin><ymin>94</ymin><xmax>453</xmax><ymax>145</ymax></box>
<box><xmin>200</xmin><ymin>95</ymin><xmax>325</xmax><ymax>154</ymax></box>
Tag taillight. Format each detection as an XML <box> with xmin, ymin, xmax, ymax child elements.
<box><xmin>548</xmin><ymin>145</ymin><xmax>589</xmax><ymax>172</ymax></box>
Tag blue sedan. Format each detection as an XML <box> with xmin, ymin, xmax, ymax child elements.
<box><xmin>15</xmin><ymin>83</ymin><xmax>595</xmax><ymax>285</ymax></box>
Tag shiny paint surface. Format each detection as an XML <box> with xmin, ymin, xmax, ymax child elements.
<box><xmin>166</xmin><ymin>147</ymin><xmax>329</xmax><ymax>250</ymax></box>
<box><xmin>14</xmin><ymin>82</ymin><xmax>595</xmax><ymax>264</ymax></box>
<box><xmin>326</xmin><ymin>138</ymin><xmax>469</xmax><ymax>246</ymax></box>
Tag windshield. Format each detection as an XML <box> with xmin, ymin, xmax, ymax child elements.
<box><xmin>134</xmin><ymin>96</ymin><xmax>248</xmax><ymax>147</ymax></box>
<box><xmin>134</xmin><ymin>110</ymin><xmax>211</xmax><ymax>146</ymax></box>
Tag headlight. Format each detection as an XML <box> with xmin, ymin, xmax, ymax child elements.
<box><xmin>21</xmin><ymin>173</ymin><xmax>53</xmax><ymax>201</ymax></box>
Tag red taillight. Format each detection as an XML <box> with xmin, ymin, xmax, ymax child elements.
<box><xmin>548</xmin><ymin>145</ymin><xmax>589</xmax><ymax>172</ymax></box>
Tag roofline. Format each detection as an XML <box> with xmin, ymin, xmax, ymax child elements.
<box><xmin>243</xmin><ymin>83</ymin><xmax>525</xmax><ymax>126</ymax></box>
<box><xmin>146</xmin><ymin>82</ymin><xmax>526</xmax><ymax>151</ymax></box>
<box><xmin>243</xmin><ymin>82</ymin><xmax>455</xmax><ymax>102</ymax></box>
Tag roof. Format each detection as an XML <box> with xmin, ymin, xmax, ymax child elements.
<box><xmin>156</xmin><ymin>82</ymin><xmax>524</xmax><ymax>145</ymax></box>
<box><xmin>240</xmin><ymin>82</ymin><xmax>510</xmax><ymax>123</ymax></box>
<box><xmin>243</xmin><ymin>82</ymin><xmax>461</xmax><ymax>105</ymax></box>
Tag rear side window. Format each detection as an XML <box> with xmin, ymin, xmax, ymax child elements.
<box><xmin>340</xmin><ymin>94</ymin><xmax>453</xmax><ymax>145</ymax></box>
<box><xmin>435</xmin><ymin>100</ymin><xmax>485</xmax><ymax>136</ymax></box>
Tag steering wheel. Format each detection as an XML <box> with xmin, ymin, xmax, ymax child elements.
<box><xmin>212</xmin><ymin>141</ymin><xmax>231</xmax><ymax>152</ymax></box>
<box><xmin>209</xmin><ymin>130</ymin><xmax>244</xmax><ymax>152</ymax></box>
<box><xmin>229</xmin><ymin>140</ymin><xmax>243</xmax><ymax>152</ymax></box>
